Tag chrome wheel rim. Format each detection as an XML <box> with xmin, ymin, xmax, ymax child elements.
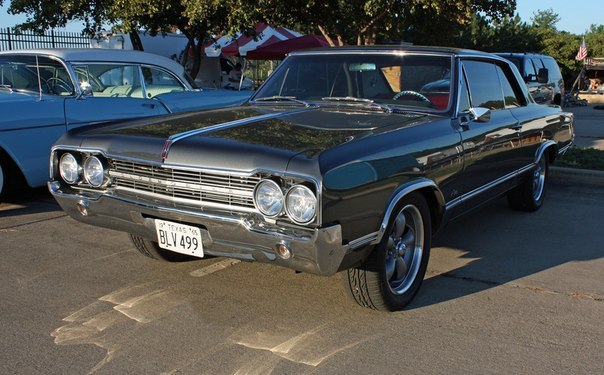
<box><xmin>385</xmin><ymin>204</ymin><xmax>424</xmax><ymax>295</ymax></box>
<box><xmin>532</xmin><ymin>157</ymin><xmax>546</xmax><ymax>201</ymax></box>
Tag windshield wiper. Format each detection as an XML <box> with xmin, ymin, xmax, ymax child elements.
<box><xmin>252</xmin><ymin>95</ymin><xmax>312</xmax><ymax>107</ymax></box>
<box><xmin>321</xmin><ymin>96</ymin><xmax>393</xmax><ymax>113</ymax></box>
<box><xmin>0</xmin><ymin>84</ymin><xmax>13</xmax><ymax>93</ymax></box>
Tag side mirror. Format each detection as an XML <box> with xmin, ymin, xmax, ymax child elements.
<box><xmin>459</xmin><ymin>107</ymin><xmax>491</xmax><ymax>131</ymax></box>
<box><xmin>537</xmin><ymin>68</ymin><xmax>549</xmax><ymax>84</ymax></box>
<box><xmin>77</xmin><ymin>81</ymin><xmax>93</xmax><ymax>99</ymax></box>
<box><xmin>470</xmin><ymin>107</ymin><xmax>491</xmax><ymax>123</ymax></box>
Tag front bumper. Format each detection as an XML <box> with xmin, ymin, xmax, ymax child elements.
<box><xmin>49</xmin><ymin>181</ymin><xmax>349</xmax><ymax>276</ymax></box>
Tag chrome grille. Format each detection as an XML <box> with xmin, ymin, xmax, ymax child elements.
<box><xmin>108</xmin><ymin>159</ymin><xmax>260</xmax><ymax>211</ymax></box>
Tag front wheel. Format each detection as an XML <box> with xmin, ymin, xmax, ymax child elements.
<box><xmin>507</xmin><ymin>154</ymin><xmax>549</xmax><ymax>212</ymax></box>
<box><xmin>344</xmin><ymin>193</ymin><xmax>432</xmax><ymax>311</ymax></box>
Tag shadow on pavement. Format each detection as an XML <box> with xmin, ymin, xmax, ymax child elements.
<box><xmin>0</xmin><ymin>186</ymin><xmax>60</xmax><ymax>218</ymax></box>
<box><xmin>409</xmin><ymin>185</ymin><xmax>604</xmax><ymax>309</ymax></box>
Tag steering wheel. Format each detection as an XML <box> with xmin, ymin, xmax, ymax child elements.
<box><xmin>46</xmin><ymin>77</ymin><xmax>73</xmax><ymax>95</ymax></box>
<box><xmin>392</xmin><ymin>90</ymin><xmax>431</xmax><ymax>102</ymax></box>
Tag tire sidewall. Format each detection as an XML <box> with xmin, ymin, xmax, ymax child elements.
<box><xmin>371</xmin><ymin>193</ymin><xmax>432</xmax><ymax>310</ymax></box>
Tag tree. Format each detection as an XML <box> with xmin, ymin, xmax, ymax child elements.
<box><xmin>255</xmin><ymin>0</ymin><xmax>516</xmax><ymax>47</ymax></box>
<box><xmin>6</xmin><ymin>0</ymin><xmax>260</xmax><ymax>79</ymax></box>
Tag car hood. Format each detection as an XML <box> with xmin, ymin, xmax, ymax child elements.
<box><xmin>76</xmin><ymin>105</ymin><xmax>434</xmax><ymax>171</ymax></box>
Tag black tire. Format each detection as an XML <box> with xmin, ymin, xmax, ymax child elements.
<box><xmin>0</xmin><ymin>157</ymin><xmax>5</xmax><ymax>200</ymax></box>
<box><xmin>507</xmin><ymin>153</ymin><xmax>549</xmax><ymax>212</ymax></box>
<box><xmin>128</xmin><ymin>233</ymin><xmax>200</xmax><ymax>262</ymax></box>
<box><xmin>343</xmin><ymin>192</ymin><xmax>432</xmax><ymax>311</ymax></box>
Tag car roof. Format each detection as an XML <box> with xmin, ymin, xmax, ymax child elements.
<box><xmin>494</xmin><ymin>52</ymin><xmax>553</xmax><ymax>59</ymax></box>
<box><xmin>290</xmin><ymin>45</ymin><xmax>498</xmax><ymax>59</ymax></box>
<box><xmin>0</xmin><ymin>48</ymin><xmax>186</xmax><ymax>75</ymax></box>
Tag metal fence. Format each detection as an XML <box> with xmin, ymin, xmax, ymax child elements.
<box><xmin>0</xmin><ymin>28</ymin><xmax>90</xmax><ymax>51</ymax></box>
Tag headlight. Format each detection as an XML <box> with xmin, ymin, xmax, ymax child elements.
<box><xmin>254</xmin><ymin>179</ymin><xmax>284</xmax><ymax>217</ymax></box>
<box><xmin>59</xmin><ymin>153</ymin><xmax>80</xmax><ymax>184</ymax></box>
<box><xmin>83</xmin><ymin>156</ymin><xmax>105</xmax><ymax>187</ymax></box>
<box><xmin>285</xmin><ymin>185</ymin><xmax>317</xmax><ymax>224</ymax></box>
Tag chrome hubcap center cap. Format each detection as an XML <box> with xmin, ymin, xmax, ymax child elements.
<box><xmin>396</xmin><ymin>241</ymin><xmax>407</xmax><ymax>256</ymax></box>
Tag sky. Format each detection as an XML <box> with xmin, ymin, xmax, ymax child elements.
<box><xmin>0</xmin><ymin>0</ymin><xmax>602</xmax><ymax>35</ymax></box>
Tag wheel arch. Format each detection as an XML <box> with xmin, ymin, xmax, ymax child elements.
<box><xmin>0</xmin><ymin>146</ymin><xmax>28</xmax><ymax>190</ymax></box>
<box><xmin>372</xmin><ymin>178</ymin><xmax>445</xmax><ymax>246</ymax></box>
<box><xmin>536</xmin><ymin>140</ymin><xmax>557</xmax><ymax>164</ymax></box>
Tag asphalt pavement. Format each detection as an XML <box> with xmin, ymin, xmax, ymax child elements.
<box><xmin>1</xmin><ymin>178</ymin><xmax>602</xmax><ymax>374</ymax></box>
<box><xmin>565</xmin><ymin>104</ymin><xmax>604</xmax><ymax>150</ymax></box>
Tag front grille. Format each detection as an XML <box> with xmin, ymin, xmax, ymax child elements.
<box><xmin>108</xmin><ymin>159</ymin><xmax>260</xmax><ymax>211</ymax></box>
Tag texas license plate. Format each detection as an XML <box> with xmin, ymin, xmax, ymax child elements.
<box><xmin>154</xmin><ymin>219</ymin><xmax>203</xmax><ymax>257</ymax></box>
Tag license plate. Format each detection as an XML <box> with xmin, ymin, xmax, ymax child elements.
<box><xmin>154</xmin><ymin>219</ymin><xmax>203</xmax><ymax>258</ymax></box>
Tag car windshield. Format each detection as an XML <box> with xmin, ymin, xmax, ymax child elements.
<box><xmin>252</xmin><ymin>53</ymin><xmax>453</xmax><ymax>112</ymax></box>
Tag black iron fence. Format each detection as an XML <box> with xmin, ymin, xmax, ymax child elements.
<box><xmin>0</xmin><ymin>28</ymin><xmax>90</xmax><ymax>51</ymax></box>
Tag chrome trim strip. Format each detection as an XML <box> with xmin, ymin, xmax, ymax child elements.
<box><xmin>113</xmin><ymin>186</ymin><xmax>258</xmax><ymax>214</ymax></box>
<box><xmin>290</xmin><ymin>51</ymin><xmax>455</xmax><ymax>58</ymax></box>
<box><xmin>558</xmin><ymin>135</ymin><xmax>574</xmax><ymax>155</ymax></box>
<box><xmin>163</xmin><ymin>107</ymin><xmax>314</xmax><ymax>156</ymax></box>
<box><xmin>445</xmin><ymin>164</ymin><xmax>533</xmax><ymax>211</ymax></box>
<box><xmin>109</xmin><ymin>170</ymin><xmax>255</xmax><ymax>198</ymax></box>
<box><xmin>371</xmin><ymin>179</ymin><xmax>444</xmax><ymax>246</ymax></box>
<box><xmin>535</xmin><ymin>140</ymin><xmax>556</xmax><ymax>162</ymax></box>
<box><xmin>349</xmin><ymin>231</ymin><xmax>380</xmax><ymax>250</ymax></box>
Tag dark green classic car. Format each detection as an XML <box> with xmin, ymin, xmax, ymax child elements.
<box><xmin>49</xmin><ymin>46</ymin><xmax>574</xmax><ymax>311</ymax></box>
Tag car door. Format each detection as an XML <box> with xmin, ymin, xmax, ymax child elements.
<box><xmin>0</xmin><ymin>55</ymin><xmax>72</xmax><ymax>188</ymax></box>
<box><xmin>455</xmin><ymin>59</ymin><xmax>522</xmax><ymax>211</ymax></box>
<box><xmin>64</xmin><ymin>63</ymin><xmax>169</xmax><ymax>131</ymax></box>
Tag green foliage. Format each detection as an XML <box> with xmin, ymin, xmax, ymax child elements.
<box><xmin>4</xmin><ymin>0</ymin><xmax>603</xmax><ymax>89</ymax></box>
<box><xmin>555</xmin><ymin>147</ymin><xmax>604</xmax><ymax>170</ymax></box>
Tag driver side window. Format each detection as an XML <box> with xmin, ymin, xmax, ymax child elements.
<box><xmin>462</xmin><ymin>60</ymin><xmax>505</xmax><ymax>110</ymax></box>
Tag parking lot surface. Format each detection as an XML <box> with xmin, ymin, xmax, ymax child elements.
<box><xmin>1</xmin><ymin>179</ymin><xmax>602</xmax><ymax>374</ymax></box>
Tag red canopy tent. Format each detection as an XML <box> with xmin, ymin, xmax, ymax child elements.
<box><xmin>219</xmin><ymin>22</ymin><xmax>301</xmax><ymax>57</ymax></box>
<box><xmin>245</xmin><ymin>35</ymin><xmax>331</xmax><ymax>60</ymax></box>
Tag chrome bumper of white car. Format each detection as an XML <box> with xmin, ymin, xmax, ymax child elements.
<box><xmin>49</xmin><ymin>181</ymin><xmax>348</xmax><ymax>276</ymax></box>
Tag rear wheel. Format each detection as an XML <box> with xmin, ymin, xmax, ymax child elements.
<box><xmin>0</xmin><ymin>159</ymin><xmax>5</xmax><ymax>199</ymax></box>
<box><xmin>507</xmin><ymin>153</ymin><xmax>549</xmax><ymax>212</ymax></box>
<box><xmin>344</xmin><ymin>193</ymin><xmax>431</xmax><ymax>311</ymax></box>
<box><xmin>128</xmin><ymin>234</ymin><xmax>199</xmax><ymax>262</ymax></box>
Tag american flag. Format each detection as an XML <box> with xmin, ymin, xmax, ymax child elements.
<box><xmin>576</xmin><ymin>38</ymin><xmax>588</xmax><ymax>61</ymax></box>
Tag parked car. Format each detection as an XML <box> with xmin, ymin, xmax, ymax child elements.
<box><xmin>0</xmin><ymin>49</ymin><xmax>251</xmax><ymax>198</ymax></box>
<box><xmin>495</xmin><ymin>53</ymin><xmax>564</xmax><ymax>105</ymax></box>
<box><xmin>49</xmin><ymin>46</ymin><xmax>574</xmax><ymax>311</ymax></box>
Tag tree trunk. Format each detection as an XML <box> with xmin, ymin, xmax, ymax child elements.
<box><xmin>317</xmin><ymin>24</ymin><xmax>336</xmax><ymax>47</ymax></box>
<box><xmin>189</xmin><ymin>37</ymin><xmax>204</xmax><ymax>81</ymax></box>
<box><xmin>129</xmin><ymin>31</ymin><xmax>144</xmax><ymax>51</ymax></box>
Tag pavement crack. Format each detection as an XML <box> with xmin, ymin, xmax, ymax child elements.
<box><xmin>0</xmin><ymin>214</ymin><xmax>68</xmax><ymax>230</ymax></box>
<box><xmin>429</xmin><ymin>270</ymin><xmax>604</xmax><ymax>303</ymax></box>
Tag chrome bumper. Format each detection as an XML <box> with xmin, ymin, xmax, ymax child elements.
<box><xmin>49</xmin><ymin>182</ymin><xmax>349</xmax><ymax>276</ymax></box>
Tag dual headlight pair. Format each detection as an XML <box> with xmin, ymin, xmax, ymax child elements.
<box><xmin>59</xmin><ymin>153</ymin><xmax>105</xmax><ymax>187</ymax></box>
<box><xmin>254</xmin><ymin>179</ymin><xmax>317</xmax><ymax>225</ymax></box>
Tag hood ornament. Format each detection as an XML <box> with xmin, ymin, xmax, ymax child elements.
<box><xmin>161</xmin><ymin>139</ymin><xmax>172</xmax><ymax>162</ymax></box>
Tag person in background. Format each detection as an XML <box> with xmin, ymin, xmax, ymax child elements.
<box><xmin>228</xmin><ymin>63</ymin><xmax>243</xmax><ymax>86</ymax></box>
